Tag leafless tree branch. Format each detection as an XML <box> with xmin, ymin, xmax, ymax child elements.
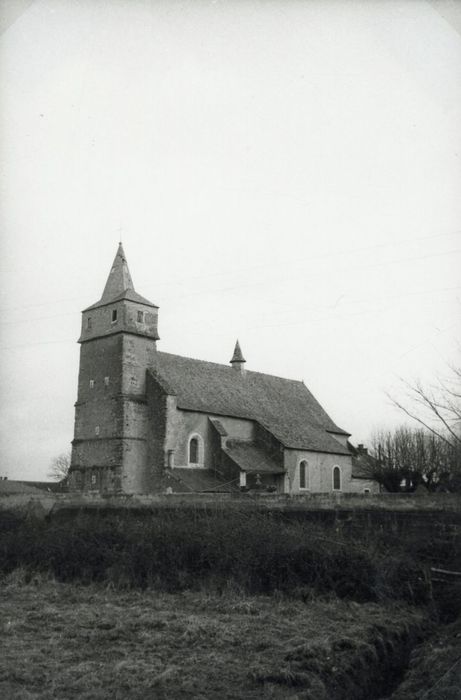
<box><xmin>48</xmin><ymin>452</ymin><xmax>71</xmax><ymax>481</ymax></box>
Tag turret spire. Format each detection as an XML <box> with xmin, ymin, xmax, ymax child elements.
<box><xmin>82</xmin><ymin>243</ymin><xmax>158</xmax><ymax>313</ymax></box>
<box><xmin>230</xmin><ymin>339</ymin><xmax>246</xmax><ymax>373</ymax></box>
<box><xmin>100</xmin><ymin>243</ymin><xmax>134</xmax><ymax>303</ymax></box>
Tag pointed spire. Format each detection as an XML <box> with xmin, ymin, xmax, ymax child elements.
<box><xmin>100</xmin><ymin>243</ymin><xmax>134</xmax><ymax>303</ymax></box>
<box><xmin>230</xmin><ymin>339</ymin><xmax>246</xmax><ymax>373</ymax></box>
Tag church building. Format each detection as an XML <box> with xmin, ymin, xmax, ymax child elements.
<box><xmin>68</xmin><ymin>245</ymin><xmax>377</xmax><ymax>495</ymax></box>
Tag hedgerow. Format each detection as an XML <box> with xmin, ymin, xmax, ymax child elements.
<box><xmin>0</xmin><ymin>507</ymin><xmax>430</xmax><ymax>604</ymax></box>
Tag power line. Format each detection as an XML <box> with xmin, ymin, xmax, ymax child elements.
<box><xmin>1</xmin><ymin>280</ymin><xmax>460</xmax><ymax>332</ymax></box>
<box><xmin>0</xmin><ymin>311</ymin><xmax>80</xmax><ymax>327</ymax></box>
<box><xmin>2</xmin><ymin>244</ymin><xmax>460</xmax><ymax>327</ymax></box>
<box><xmin>0</xmin><ymin>339</ymin><xmax>75</xmax><ymax>352</ymax></box>
<box><xmin>2</xmin><ymin>293</ymin><xmax>459</xmax><ymax>352</ymax></box>
<box><xmin>1</xmin><ymin>229</ymin><xmax>460</xmax><ymax>313</ymax></box>
<box><xmin>163</xmin><ymin>248</ymin><xmax>461</xmax><ymax>306</ymax></box>
<box><xmin>141</xmin><ymin>231</ymin><xmax>461</xmax><ymax>295</ymax></box>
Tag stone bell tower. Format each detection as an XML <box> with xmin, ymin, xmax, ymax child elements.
<box><xmin>68</xmin><ymin>244</ymin><xmax>159</xmax><ymax>493</ymax></box>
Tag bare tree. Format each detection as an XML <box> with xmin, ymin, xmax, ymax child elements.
<box><xmin>367</xmin><ymin>427</ymin><xmax>417</xmax><ymax>492</ymax></box>
<box><xmin>388</xmin><ymin>365</ymin><xmax>461</xmax><ymax>450</ymax></box>
<box><xmin>48</xmin><ymin>452</ymin><xmax>71</xmax><ymax>481</ymax></box>
<box><xmin>385</xmin><ymin>364</ymin><xmax>461</xmax><ymax>490</ymax></box>
<box><xmin>363</xmin><ymin>426</ymin><xmax>460</xmax><ymax>492</ymax></box>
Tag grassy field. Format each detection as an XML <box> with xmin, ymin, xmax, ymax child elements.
<box><xmin>1</xmin><ymin>508</ymin><xmax>459</xmax><ymax>698</ymax></box>
<box><xmin>0</xmin><ymin>576</ymin><xmax>427</xmax><ymax>700</ymax></box>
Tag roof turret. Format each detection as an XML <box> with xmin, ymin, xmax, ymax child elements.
<box><xmin>230</xmin><ymin>339</ymin><xmax>246</xmax><ymax>371</ymax></box>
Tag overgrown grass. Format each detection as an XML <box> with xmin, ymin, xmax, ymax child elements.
<box><xmin>0</xmin><ymin>579</ymin><xmax>427</xmax><ymax>700</ymax></box>
<box><xmin>0</xmin><ymin>507</ymin><xmax>433</xmax><ymax>605</ymax></box>
<box><xmin>390</xmin><ymin>616</ymin><xmax>461</xmax><ymax>700</ymax></box>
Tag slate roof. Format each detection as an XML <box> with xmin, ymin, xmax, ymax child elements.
<box><xmin>150</xmin><ymin>352</ymin><xmax>351</xmax><ymax>455</ymax></box>
<box><xmin>348</xmin><ymin>442</ymin><xmax>377</xmax><ymax>479</ymax></box>
<box><xmin>0</xmin><ymin>480</ymin><xmax>49</xmax><ymax>495</ymax></box>
<box><xmin>84</xmin><ymin>289</ymin><xmax>158</xmax><ymax>311</ymax></box>
<box><xmin>84</xmin><ymin>244</ymin><xmax>158</xmax><ymax>311</ymax></box>
<box><xmin>101</xmin><ymin>243</ymin><xmax>134</xmax><ymax>301</ymax></box>
<box><xmin>224</xmin><ymin>440</ymin><xmax>285</xmax><ymax>474</ymax></box>
<box><xmin>351</xmin><ymin>454</ymin><xmax>377</xmax><ymax>479</ymax></box>
<box><xmin>209</xmin><ymin>418</ymin><xmax>228</xmax><ymax>436</ymax></box>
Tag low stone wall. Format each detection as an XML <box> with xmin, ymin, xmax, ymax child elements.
<box><xmin>1</xmin><ymin>490</ymin><xmax>460</xmax><ymax>517</ymax></box>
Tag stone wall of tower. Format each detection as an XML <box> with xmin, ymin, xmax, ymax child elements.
<box><xmin>69</xmin><ymin>326</ymin><xmax>158</xmax><ymax>493</ymax></box>
<box><xmin>70</xmin><ymin>334</ymin><xmax>124</xmax><ymax>485</ymax></box>
<box><xmin>145</xmin><ymin>371</ymin><xmax>170</xmax><ymax>476</ymax></box>
<box><xmin>121</xmin><ymin>334</ymin><xmax>157</xmax><ymax>393</ymax></box>
<box><xmin>79</xmin><ymin>301</ymin><xmax>159</xmax><ymax>344</ymax></box>
<box><xmin>119</xmin><ymin>334</ymin><xmax>158</xmax><ymax>493</ymax></box>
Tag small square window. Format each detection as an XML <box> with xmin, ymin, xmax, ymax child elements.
<box><xmin>111</xmin><ymin>309</ymin><xmax>118</xmax><ymax>323</ymax></box>
<box><xmin>104</xmin><ymin>376</ymin><xmax>110</xmax><ymax>386</ymax></box>
<box><xmin>95</xmin><ymin>425</ymin><xmax>100</xmax><ymax>435</ymax></box>
<box><xmin>89</xmin><ymin>379</ymin><xmax>95</xmax><ymax>389</ymax></box>
<box><xmin>137</xmin><ymin>310</ymin><xmax>144</xmax><ymax>323</ymax></box>
<box><xmin>87</xmin><ymin>317</ymin><xmax>92</xmax><ymax>330</ymax></box>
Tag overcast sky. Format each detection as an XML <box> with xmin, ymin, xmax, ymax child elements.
<box><xmin>1</xmin><ymin>0</ymin><xmax>460</xmax><ymax>480</ymax></box>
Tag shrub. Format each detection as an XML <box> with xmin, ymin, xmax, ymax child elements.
<box><xmin>0</xmin><ymin>507</ymin><xmax>428</xmax><ymax>603</ymax></box>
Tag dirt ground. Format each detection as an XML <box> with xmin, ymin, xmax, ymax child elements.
<box><xmin>0</xmin><ymin>577</ymin><xmax>425</xmax><ymax>700</ymax></box>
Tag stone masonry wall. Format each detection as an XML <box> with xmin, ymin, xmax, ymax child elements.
<box><xmin>146</xmin><ymin>371</ymin><xmax>170</xmax><ymax>477</ymax></box>
<box><xmin>70</xmin><ymin>328</ymin><xmax>158</xmax><ymax>493</ymax></box>
<box><xmin>171</xmin><ymin>411</ymin><xmax>258</xmax><ymax>469</ymax></box>
<box><xmin>121</xmin><ymin>334</ymin><xmax>157</xmax><ymax>394</ymax></box>
<box><xmin>118</xmin><ymin>335</ymin><xmax>157</xmax><ymax>493</ymax></box>
<box><xmin>79</xmin><ymin>301</ymin><xmax>159</xmax><ymax>344</ymax></box>
<box><xmin>71</xmin><ymin>334</ymin><xmax>124</xmax><ymax>477</ymax></box>
<box><xmin>284</xmin><ymin>449</ymin><xmax>354</xmax><ymax>494</ymax></box>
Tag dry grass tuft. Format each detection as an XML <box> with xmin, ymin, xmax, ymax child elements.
<box><xmin>0</xmin><ymin>580</ymin><xmax>428</xmax><ymax>700</ymax></box>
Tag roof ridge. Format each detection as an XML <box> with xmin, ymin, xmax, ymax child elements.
<box><xmin>156</xmin><ymin>350</ymin><xmax>304</xmax><ymax>384</ymax></box>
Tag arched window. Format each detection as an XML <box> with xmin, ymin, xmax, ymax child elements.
<box><xmin>299</xmin><ymin>460</ymin><xmax>309</xmax><ymax>490</ymax></box>
<box><xmin>333</xmin><ymin>465</ymin><xmax>341</xmax><ymax>491</ymax></box>
<box><xmin>188</xmin><ymin>434</ymin><xmax>204</xmax><ymax>466</ymax></box>
<box><xmin>189</xmin><ymin>437</ymin><xmax>198</xmax><ymax>464</ymax></box>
